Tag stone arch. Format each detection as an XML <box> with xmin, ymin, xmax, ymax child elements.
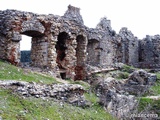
<box><xmin>75</xmin><ymin>35</ymin><xmax>87</xmax><ymax>80</ymax></box>
<box><xmin>87</xmin><ymin>39</ymin><xmax>100</xmax><ymax>66</ymax></box>
<box><xmin>4</xmin><ymin>18</ymin><xmax>47</xmax><ymax>67</ymax></box>
<box><xmin>19</xmin><ymin>20</ymin><xmax>46</xmax><ymax>67</ymax></box>
<box><xmin>21</xmin><ymin>20</ymin><xmax>45</xmax><ymax>37</ymax></box>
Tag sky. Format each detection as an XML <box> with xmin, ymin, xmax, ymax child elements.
<box><xmin>1</xmin><ymin>0</ymin><xmax>160</xmax><ymax>50</ymax></box>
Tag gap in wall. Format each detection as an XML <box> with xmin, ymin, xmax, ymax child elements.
<box><xmin>20</xmin><ymin>35</ymin><xmax>31</xmax><ymax>64</ymax></box>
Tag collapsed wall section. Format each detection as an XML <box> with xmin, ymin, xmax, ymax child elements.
<box><xmin>87</xmin><ymin>17</ymin><xmax>117</xmax><ymax>68</ymax></box>
<box><xmin>139</xmin><ymin>35</ymin><xmax>160</xmax><ymax>68</ymax></box>
<box><xmin>119</xmin><ymin>28</ymin><xmax>139</xmax><ymax>66</ymax></box>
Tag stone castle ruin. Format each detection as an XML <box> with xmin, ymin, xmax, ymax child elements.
<box><xmin>0</xmin><ymin>5</ymin><xmax>160</xmax><ymax>80</ymax></box>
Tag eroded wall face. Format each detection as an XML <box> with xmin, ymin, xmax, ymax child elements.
<box><xmin>119</xmin><ymin>28</ymin><xmax>139</xmax><ymax>66</ymax></box>
<box><xmin>100</xmin><ymin>38</ymin><xmax>115</xmax><ymax>67</ymax></box>
<box><xmin>128</xmin><ymin>38</ymin><xmax>139</xmax><ymax>65</ymax></box>
<box><xmin>75</xmin><ymin>35</ymin><xmax>87</xmax><ymax>80</ymax></box>
<box><xmin>0</xmin><ymin>34</ymin><xmax>7</xmax><ymax>60</ymax></box>
<box><xmin>4</xmin><ymin>7</ymin><xmax>160</xmax><ymax>80</ymax></box>
<box><xmin>139</xmin><ymin>36</ymin><xmax>160</xmax><ymax>68</ymax></box>
<box><xmin>31</xmin><ymin>37</ymin><xmax>48</xmax><ymax>67</ymax></box>
<box><xmin>6</xmin><ymin>40</ymin><xmax>20</xmax><ymax>65</ymax></box>
<box><xmin>64</xmin><ymin>37</ymin><xmax>77</xmax><ymax>79</ymax></box>
<box><xmin>87</xmin><ymin>39</ymin><xmax>100</xmax><ymax>66</ymax></box>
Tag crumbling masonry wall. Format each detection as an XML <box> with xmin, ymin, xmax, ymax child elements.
<box><xmin>0</xmin><ymin>5</ymin><xmax>160</xmax><ymax>80</ymax></box>
<box><xmin>139</xmin><ymin>35</ymin><xmax>160</xmax><ymax>68</ymax></box>
<box><xmin>0</xmin><ymin>34</ymin><xmax>7</xmax><ymax>60</ymax></box>
<box><xmin>0</xmin><ymin>5</ymin><xmax>88</xmax><ymax>80</ymax></box>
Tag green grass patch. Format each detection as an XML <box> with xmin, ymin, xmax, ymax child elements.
<box><xmin>110</xmin><ymin>70</ymin><xmax>129</xmax><ymax>80</ymax></box>
<box><xmin>146</xmin><ymin>72</ymin><xmax>160</xmax><ymax>96</ymax></box>
<box><xmin>0</xmin><ymin>60</ymin><xmax>57</xmax><ymax>84</ymax></box>
<box><xmin>138</xmin><ymin>97</ymin><xmax>160</xmax><ymax>116</ymax></box>
<box><xmin>84</xmin><ymin>91</ymin><xmax>99</xmax><ymax>104</ymax></box>
<box><xmin>138</xmin><ymin>97</ymin><xmax>153</xmax><ymax>112</ymax></box>
<box><xmin>116</xmin><ymin>71</ymin><xmax>129</xmax><ymax>79</ymax></box>
<box><xmin>0</xmin><ymin>88</ymin><xmax>116</xmax><ymax>120</ymax></box>
<box><xmin>68</xmin><ymin>80</ymin><xmax>91</xmax><ymax>90</ymax></box>
<box><xmin>149</xmin><ymin>80</ymin><xmax>160</xmax><ymax>95</ymax></box>
<box><xmin>121</xmin><ymin>64</ymin><xmax>135</xmax><ymax>73</ymax></box>
<box><xmin>155</xmin><ymin>73</ymin><xmax>160</xmax><ymax>80</ymax></box>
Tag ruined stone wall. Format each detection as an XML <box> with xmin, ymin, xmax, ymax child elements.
<box><xmin>31</xmin><ymin>37</ymin><xmax>48</xmax><ymax>67</ymax></box>
<box><xmin>139</xmin><ymin>35</ymin><xmax>160</xmax><ymax>68</ymax></box>
<box><xmin>87</xmin><ymin>18</ymin><xmax>117</xmax><ymax>68</ymax></box>
<box><xmin>87</xmin><ymin>39</ymin><xmax>100</xmax><ymax>65</ymax></box>
<box><xmin>6</xmin><ymin>41</ymin><xmax>20</xmax><ymax>65</ymax></box>
<box><xmin>0</xmin><ymin>34</ymin><xmax>7</xmax><ymax>60</ymax></box>
<box><xmin>96</xmin><ymin>18</ymin><xmax>115</xmax><ymax>67</ymax></box>
<box><xmin>119</xmin><ymin>28</ymin><xmax>139</xmax><ymax>65</ymax></box>
<box><xmin>75</xmin><ymin>35</ymin><xmax>88</xmax><ymax>80</ymax></box>
<box><xmin>0</xmin><ymin>5</ymin><xmax>89</xmax><ymax>80</ymax></box>
<box><xmin>1</xmin><ymin>5</ymin><xmax>160</xmax><ymax>80</ymax></box>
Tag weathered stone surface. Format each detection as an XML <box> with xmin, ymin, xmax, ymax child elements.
<box><xmin>119</xmin><ymin>27</ymin><xmax>139</xmax><ymax>65</ymax></box>
<box><xmin>139</xmin><ymin>35</ymin><xmax>160</xmax><ymax>68</ymax></box>
<box><xmin>63</xmin><ymin>5</ymin><xmax>84</xmax><ymax>25</ymax></box>
<box><xmin>0</xmin><ymin>80</ymin><xmax>89</xmax><ymax>107</ymax></box>
<box><xmin>21</xmin><ymin>19</ymin><xmax>45</xmax><ymax>37</ymax></box>
<box><xmin>95</xmin><ymin>77</ymin><xmax>137</xmax><ymax>118</ymax></box>
<box><xmin>1</xmin><ymin>5</ymin><xmax>160</xmax><ymax>80</ymax></box>
<box><xmin>124</xmin><ymin>69</ymin><xmax>157</xmax><ymax>95</ymax></box>
<box><xmin>96</xmin><ymin>17</ymin><xmax>112</xmax><ymax>33</ymax></box>
<box><xmin>94</xmin><ymin>70</ymin><xmax>157</xmax><ymax>118</ymax></box>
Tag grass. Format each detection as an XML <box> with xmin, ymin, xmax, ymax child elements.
<box><xmin>109</xmin><ymin>70</ymin><xmax>129</xmax><ymax>80</ymax></box>
<box><xmin>0</xmin><ymin>88</ymin><xmax>115</xmax><ymax>120</ymax></box>
<box><xmin>138</xmin><ymin>97</ymin><xmax>160</xmax><ymax>116</ymax></box>
<box><xmin>68</xmin><ymin>80</ymin><xmax>91</xmax><ymax>90</ymax></box>
<box><xmin>0</xmin><ymin>60</ymin><xmax>57</xmax><ymax>84</ymax></box>
<box><xmin>121</xmin><ymin>64</ymin><xmax>135</xmax><ymax>73</ymax></box>
<box><xmin>149</xmin><ymin>80</ymin><xmax>160</xmax><ymax>95</ymax></box>
<box><xmin>145</xmin><ymin>72</ymin><xmax>160</xmax><ymax>96</ymax></box>
<box><xmin>155</xmin><ymin>72</ymin><xmax>160</xmax><ymax>80</ymax></box>
<box><xmin>137</xmin><ymin>72</ymin><xmax>160</xmax><ymax>117</ymax></box>
<box><xmin>0</xmin><ymin>60</ymin><xmax>116</xmax><ymax>120</ymax></box>
<box><xmin>138</xmin><ymin>97</ymin><xmax>154</xmax><ymax>112</ymax></box>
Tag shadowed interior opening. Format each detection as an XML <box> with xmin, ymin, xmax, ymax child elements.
<box><xmin>55</xmin><ymin>32</ymin><xmax>69</xmax><ymax>79</ymax></box>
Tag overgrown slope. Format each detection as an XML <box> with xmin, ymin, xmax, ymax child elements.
<box><xmin>0</xmin><ymin>60</ymin><xmax>115</xmax><ymax>120</ymax></box>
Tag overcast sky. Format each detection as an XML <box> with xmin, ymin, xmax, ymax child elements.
<box><xmin>1</xmin><ymin>0</ymin><xmax>160</xmax><ymax>50</ymax></box>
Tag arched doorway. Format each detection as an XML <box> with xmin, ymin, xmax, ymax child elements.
<box><xmin>20</xmin><ymin>29</ymin><xmax>46</xmax><ymax>68</ymax></box>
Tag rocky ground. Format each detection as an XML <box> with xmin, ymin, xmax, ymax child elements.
<box><xmin>87</xmin><ymin>63</ymin><xmax>160</xmax><ymax>119</ymax></box>
<box><xmin>0</xmin><ymin>80</ymin><xmax>90</xmax><ymax>108</ymax></box>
